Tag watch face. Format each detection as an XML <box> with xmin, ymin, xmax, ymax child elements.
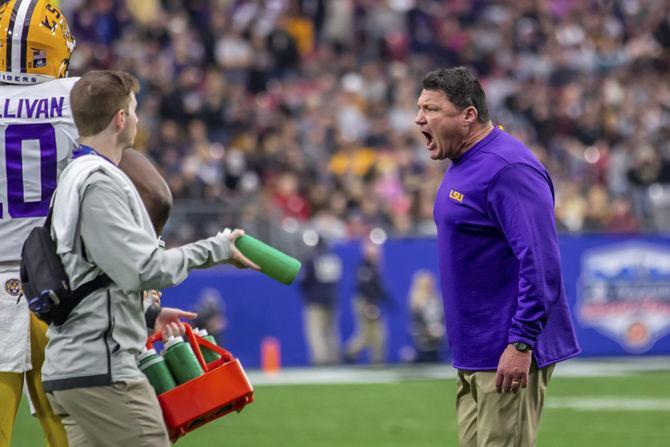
<box><xmin>514</xmin><ymin>342</ymin><xmax>529</xmax><ymax>352</ymax></box>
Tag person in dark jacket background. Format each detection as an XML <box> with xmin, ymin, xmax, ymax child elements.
<box><xmin>299</xmin><ymin>236</ymin><xmax>343</xmax><ymax>366</ymax></box>
<box><xmin>345</xmin><ymin>240</ymin><xmax>391</xmax><ymax>364</ymax></box>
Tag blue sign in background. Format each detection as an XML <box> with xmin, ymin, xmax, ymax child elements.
<box><xmin>162</xmin><ymin>236</ymin><xmax>670</xmax><ymax>368</ymax></box>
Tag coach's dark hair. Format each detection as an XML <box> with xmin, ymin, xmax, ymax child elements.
<box><xmin>422</xmin><ymin>67</ymin><xmax>489</xmax><ymax>123</ymax></box>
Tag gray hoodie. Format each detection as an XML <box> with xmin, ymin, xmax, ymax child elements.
<box><xmin>42</xmin><ymin>154</ymin><xmax>233</xmax><ymax>391</ymax></box>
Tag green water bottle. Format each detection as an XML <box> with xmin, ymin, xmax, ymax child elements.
<box><xmin>162</xmin><ymin>336</ymin><xmax>204</xmax><ymax>384</ymax></box>
<box><xmin>195</xmin><ymin>328</ymin><xmax>221</xmax><ymax>363</ymax></box>
<box><xmin>137</xmin><ymin>348</ymin><xmax>177</xmax><ymax>394</ymax></box>
<box><xmin>234</xmin><ymin>234</ymin><xmax>302</xmax><ymax>285</ymax></box>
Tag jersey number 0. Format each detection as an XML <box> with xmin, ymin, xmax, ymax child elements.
<box><xmin>1</xmin><ymin>123</ymin><xmax>57</xmax><ymax>219</ymax></box>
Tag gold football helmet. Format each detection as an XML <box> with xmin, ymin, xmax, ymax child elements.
<box><xmin>0</xmin><ymin>0</ymin><xmax>76</xmax><ymax>84</ymax></box>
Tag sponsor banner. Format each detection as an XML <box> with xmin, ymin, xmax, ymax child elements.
<box><xmin>577</xmin><ymin>242</ymin><xmax>670</xmax><ymax>353</ymax></box>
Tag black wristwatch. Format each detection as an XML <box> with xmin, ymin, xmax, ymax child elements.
<box><xmin>512</xmin><ymin>342</ymin><xmax>531</xmax><ymax>352</ymax></box>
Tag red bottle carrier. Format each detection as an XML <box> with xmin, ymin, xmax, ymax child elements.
<box><xmin>146</xmin><ymin>324</ymin><xmax>254</xmax><ymax>442</ymax></box>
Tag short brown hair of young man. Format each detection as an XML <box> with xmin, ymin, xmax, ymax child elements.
<box><xmin>70</xmin><ymin>70</ymin><xmax>140</xmax><ymax>136</ymax></box>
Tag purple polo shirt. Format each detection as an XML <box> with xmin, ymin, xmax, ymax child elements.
<box><xmin>434</xmin><ymin>127</ymin><xmax>581</xmax><ymax>370</ymax></box>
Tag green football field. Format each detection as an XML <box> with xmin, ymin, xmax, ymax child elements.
<box><xmin>11</xmin><ymin>370</ymin><xmax>670</xmax><ymax>446</ymax></box>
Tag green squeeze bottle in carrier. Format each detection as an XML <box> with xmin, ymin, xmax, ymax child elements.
<box><xmin>137</xmin><ymin>348</ymin><xmax>177</xmax><ymax>394</ymax></box>
<box><xmin>233</xmin><ymin>233</ymin><xmax>302</xmax><ymax>285</ymax></box>
<box><xmin>195</xmin><ymin>328</ymin><xmax>221</xmax><ymax>363</ymax></box>
<box><xmin>162</xmin><ymin>335</ymin><xmax>205</xmax><ymax>384</ymax></box>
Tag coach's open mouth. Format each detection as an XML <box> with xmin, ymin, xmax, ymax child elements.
<box><xmin>421</xmin><ymin>130</ymin><xmax>436</xmax><ymax>151</ymax></box>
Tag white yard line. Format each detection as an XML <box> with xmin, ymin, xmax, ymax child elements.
<box><xmin>248</xmin><ymin>365</ymin><xmax>453</xmax><ymax>386</ymax></box>
<box><xmin>553</xmin><ymin>356</ymin><xmax>670</xmax><ymax>378</ymax></box>
<box><xmin>546</xmin><ymin>397</ymin><xmax>670</xmax><ymax>411</ymax></box>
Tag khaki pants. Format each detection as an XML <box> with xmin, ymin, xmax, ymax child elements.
<box><xmin>345</xmin><ymin>298</ymin><xmax>386</xmax><ymax>364</ymax></box>
<box><xmin>46</xmin><ymin>379</ymin><xmax>169</xmax><ymax>447</ymax></box>
<box><xmin>304</xmin><ymin>304</ymin><xmax>340</xmax><ymax>365</ymax></box>
<box><xmin>456</xmin><ymin>361</ymin><xmax>554</xmax><ymax>447</ymax></box>
<box><xmin>0</xmin><ymin>314</ymin><xmax>68</xmax><ymax>447</ymax></box>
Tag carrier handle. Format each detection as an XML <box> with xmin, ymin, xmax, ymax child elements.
<box><xmin>146</xmin><ymin>323</ymin><xmax>234</xmax><ymax>371</ymax></box>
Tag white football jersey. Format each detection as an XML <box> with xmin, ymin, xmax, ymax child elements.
<box><xmin>0</xmin><ymin>77</ymin><xmax>79</xmax><ymax>262</ymax></box>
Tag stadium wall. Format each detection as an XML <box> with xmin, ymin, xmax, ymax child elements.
<box><xmin>162</xmin><ymin>236</ymin><xmax>670</xmax><ymax>368</ymax></box>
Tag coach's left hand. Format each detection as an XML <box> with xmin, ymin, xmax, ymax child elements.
<box><xmin>495</xmin><ymin>344</ymin><xmax>532</xmax><ymax>394</ymax></box>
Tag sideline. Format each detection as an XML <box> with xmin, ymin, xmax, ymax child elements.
<box><xmin>246</xmin><ymin>356</ymin><xmax>670</xmax><ymax>386</ymax></box>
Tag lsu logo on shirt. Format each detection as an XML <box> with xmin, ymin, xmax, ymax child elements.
<box><xmin>449</xmin><ymin>189</ymin><xmax>463</xmax><ymax>203</ymax></box>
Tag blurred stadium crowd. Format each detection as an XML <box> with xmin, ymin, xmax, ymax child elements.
<box><xmin>62</xmin><ymin>0</ymin><xmax>670</xmax><ymax>247</ymax></box>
